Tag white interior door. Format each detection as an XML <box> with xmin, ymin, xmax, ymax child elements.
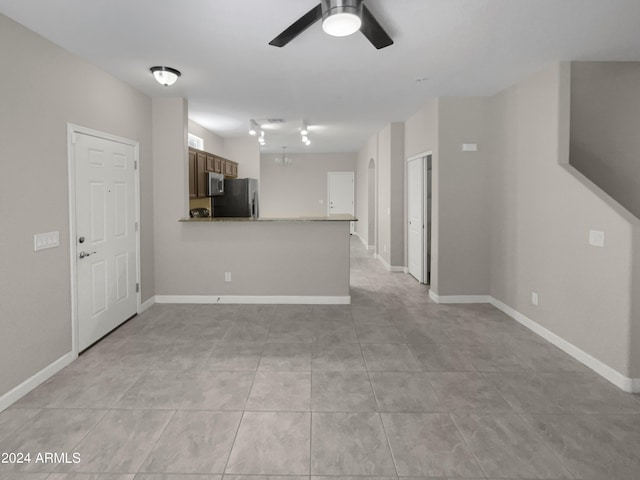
<box><xmin>328</xmin><ymin>171</ymin><xmax>355</xmax><ymax>233</ymax></box>
<box><xmin>407</xmin><ymin>157</ymin><xmax>424</xmax><ymax>282</ymax></box>
<box><xmin>73</xmin><ymin>131</ymin><xmax>138</xmax><ymax>351</ymax></box>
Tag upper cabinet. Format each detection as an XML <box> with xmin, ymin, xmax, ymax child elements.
<box><xmin>188</xmin><ymin>149</ymin><xmax>197</xmax><ymax>199</ymax></box>
<box><xmin>196</xmin><ymin>151</ymin><xmax>207</xmax><ymax>198</ymax></box>
<box><xmin>222</xmin><ymin>158</ymin><xmax>238</xmax><ymax>178</ymax></box>
<box><xmin>188</xmin><ymin>147</ymin><xmax>239</xmax><ymax>198</ymax></box>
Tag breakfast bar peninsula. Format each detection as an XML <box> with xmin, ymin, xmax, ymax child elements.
<box><xmin>154</xmin><ymin>214</ymin><xmax>356</xmax><ymax>305</ymax></box>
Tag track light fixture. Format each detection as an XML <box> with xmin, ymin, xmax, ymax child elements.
<box><xmin>249</xmin><ymin>119</ymin><xmax>259</xmax><ymax>136</ymax></box>
<box><xmin>150</xmin><ymin>66</ymin><xmax>181</xmax><ymax>86</ymax></box>
<box><xmin>300</xmin><ymin>121</ymin><xmax>311</xmax><ymax>146</ymax></box>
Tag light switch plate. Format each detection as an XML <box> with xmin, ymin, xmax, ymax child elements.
<box><xmin>462</xmin><ymin>143</ymin><xmax>478</xmax><ymax>152</ymax></box>
<box><xmin>531</xmin><ymin>292</ymin><xmax>539</xmax><ymax>306</ymax></box>
<box><xmin>34</xmin><ymin>231</ymin><xmax>60</xmax><ymax>251</ymax></box>
<box><xmin>589</xmin><ymin>230</ymin><xmax>605</xmax><ymax>247</ymax></box>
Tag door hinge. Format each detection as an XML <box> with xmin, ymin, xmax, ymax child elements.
<box><xmin>136</xmin><ymin>283</ymin><xmax>140</xmax><ymax>293</ymax></box>
<box><xmin>134</xmin><ymin>160</ymin><xmax>138</xmax><ymax>170</ymax></box>
<box><xmin>135</xmin><ymin>222</ymin><xmax>139</xmax><ymax>232</ymax></box>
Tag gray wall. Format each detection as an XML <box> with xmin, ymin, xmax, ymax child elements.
<box><xmin>404</xmin><ymin>99</ymin><xmax>439</xmax><ymax>288</ymax></box>
<box><xmin>398</xmin><ymin>64</ymin><xmax>640</xmax><ymax>379</ymax></box>
<box><xmin>437</xmin><ymin>97</ymin><xmax>490</xmax><ymax>295</ymax></box>
<box><xmin>376</xmin><ymin>123</ymin><xmax>405</xmax><ymax>268</ymax></box>
<box><xmin>260</xmin><ymin>152</ymin><xmax>356</xmax><ymax>218</ymax></box>
<box><xmin>404</xmin><ymin>97</ymin><xmax>491</xmax><ymax>296</ymax></box>
<box><xmin>159</xmin><ymin>221</ymin><xmax>351</xmax><ymax>297</ymax></box>
<box><xmin>0</xmin><ymin>14</ymin><xmax>154</xmax><ymax>399</ymax></box>
<box><xmin>632</xmin><ymin>233</ymin><xmax>640</xmax><ymax>377</ymax></box>
<box><xmin>224</xmin><ymin>137</ymin><xmax>260</xmax><ymax>180</ymax></box>
<box><xmin>355</xmin><ymin>136</ymin><xmax>378</xmax><ymax>246</ymax></box>
<box><xmin>488</xmin><ymin>63</ymin><xmax>640</xmax><ymax>377</ymax></box>
<box><xmin>377</xmin><ymin>126</ymin><xmax>392</xmax><ymax>264</ymax></box>
<box><xmin>188</xmin><ymin>119</ymin><xmax>224</xmax><ymax>154</ymax></box>
<box><xmin>569</xmin><ymin>62</ymin><xmax>640</xmax><ymax>219</ymax></box>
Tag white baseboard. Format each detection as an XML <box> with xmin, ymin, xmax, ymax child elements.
<box><xmin>140</xmin><ymin>296</ymin><xmax>155</xmax><ymax>313</ymax></box>
<box><xmin>375</xmin><ymin>254</ymin><xmax>405</xmax><ymax>273</ymax></box>
<box><xmin>0</xmin><ymin>351</ymin><xmax>76</xmax><ymax>413</ymax></box>
<box><xmin>353</xmin><ymin>231</ymin><xmax>366</xmax><ymax>247</ymax></box>
<box><xmin>429</xmin><ymin>291</ymin><xmax>492</xmax><ymax>304</ymax></box>
<box><xmin>490</xmin><ymin>298</ymin><xmax>639</xmax><ymax>393</ymax></box>
<box><xmin>428</xmin><ymin>292</ymin><xmax>638</xmax><ymax>393</ymax></box>
<box><xmin>155</xmin><ymin>295</ymin><xmax>351</xmax><ymax>305</ymax></box>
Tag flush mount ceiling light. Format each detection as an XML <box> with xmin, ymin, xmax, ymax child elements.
<box><xmin>322</xmin><ymin>0</ymin><xmax>362</xmax><ymax>37</ymax></box>
<box><xmin>249</xmin><ymin>119</ymin><xmax>259</xmax><ymax>136</ymax></box>
<box><xmin>150</xmin><ymin>66</ymin><xmax>181</xmax><ymax>86</ymax></box>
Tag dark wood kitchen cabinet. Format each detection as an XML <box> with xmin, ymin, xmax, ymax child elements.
<box><xmin>206</xmin><ymin>153</ymin><xmax>222</xmax><ymax>174</ymax></box>
<box><xmin>222</xmin><ymin>159</ymin><xmax>238</xmax><ymax>178</ymax></box>
<box><xmin>188</xmin><ymin>149</ymin><xmax>197</xmax><ymax>199</ymax></box>
<box><xmin>188</xmin><ymin>147</ymin><xmax>239</xmax><ymax>197</ymax></box>
<box><xmin>196</xmin><ymin>151</ymin><xmax>207</xmax><ymax>198</ymax></box>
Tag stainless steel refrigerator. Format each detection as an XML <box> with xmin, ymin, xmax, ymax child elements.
<box><xmin>212</xmin><ymin>178</ymin><xmax>259</xmax><ymax>218</ymax></box>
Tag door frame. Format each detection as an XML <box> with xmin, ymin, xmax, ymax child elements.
<box><xmin>67</xmin><ymin>123</ymin><xmax>141</xmax><ymax>356</ymax></box>
<box><xmin>406</xmin><ymin>151</ymin><xmax>432</xmax><ymax>284</ymax></box>
<box><xmin>327</xmin><ymin>171</ymin><xmax>355</xmax><ymax>233</ymax></box>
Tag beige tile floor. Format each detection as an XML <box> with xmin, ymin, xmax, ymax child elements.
<box><xmin>1</xmin><ymin>238</ymin><xmax>640</xmax><ymax>479</ymax></box>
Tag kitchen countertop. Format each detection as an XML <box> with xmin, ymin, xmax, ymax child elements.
<box><xmin>179</xmin><ymin>214</ymin><xmax>358</xmax><ymax>223</ymax></box>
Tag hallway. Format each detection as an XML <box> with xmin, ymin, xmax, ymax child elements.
<box><xmin>1</xmin><ymin>238</ymin><xmax>640</xmax><ymax>479</ymax></box>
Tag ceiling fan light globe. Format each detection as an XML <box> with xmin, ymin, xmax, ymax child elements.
<box><xmin>322</xmin><ymin>12</ymin><xmax>361</xmax><ymax>37</ymax></box>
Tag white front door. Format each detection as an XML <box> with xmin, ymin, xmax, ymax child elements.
<box><xmin>407</xmin><ymin>157</ymin><xmax>424</xmax><ymax>282</ymax></box>
<box><xmin>328</xmin><ymin>171</ymin><xmax>355</xmax><ymax>233</ymax></box>
<box><xmin>73</xmin><ymin>130</ymin><xmax>138</xmax><ymax>351</ymax></box>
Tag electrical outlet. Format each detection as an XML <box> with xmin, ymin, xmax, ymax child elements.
<box><xmin>224</xmin><ymin>272</ymin><xmax>231</xmax><ymax>282</ymax></box>
<box><xmin>531</xmin><ymin>292</ymin><xmax>539</xmax><ymax>306</ymax></box>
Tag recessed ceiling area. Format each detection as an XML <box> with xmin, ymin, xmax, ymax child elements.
<box><xmin>1</xmin><ymin>0</ymin><xmax>640</xmax><ymax>153</ymax></box>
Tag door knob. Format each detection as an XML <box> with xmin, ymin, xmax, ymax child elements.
<box><xmin>79</xmin><ymin>251</ymin><xmax>96</xmax><ymax>259</ymax></box>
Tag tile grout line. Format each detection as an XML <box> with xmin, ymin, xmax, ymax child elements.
<box><xmin>133</xmin><ymin>408</ymin><xmax>178</xmax><ymax>475</ymax></box>
<box><xmin>361</xmin><ymin>339</ymin><xmax>401</xmax><ymax>478</ymax></box>
<box><xmin>514</xmin><ymin>411</ymin><xmax>580</xmax><ymax>479</ymax></box>
<box><xmin>447</xmin><ymin>411</ymin><xmax>490</xmax><ymax>479</ymax></box>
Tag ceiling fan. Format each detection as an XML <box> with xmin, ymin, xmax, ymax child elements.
<box><xmin>269</xmin><ymin>0</ymin><xmax>393</xmax><ymax>50</ymax></box>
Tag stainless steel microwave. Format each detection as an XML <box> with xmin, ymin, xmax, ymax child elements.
<box><xmin>207</xmin><ymin>172</ymin><xmax>224</xmax><ymax>196</ymax></box>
